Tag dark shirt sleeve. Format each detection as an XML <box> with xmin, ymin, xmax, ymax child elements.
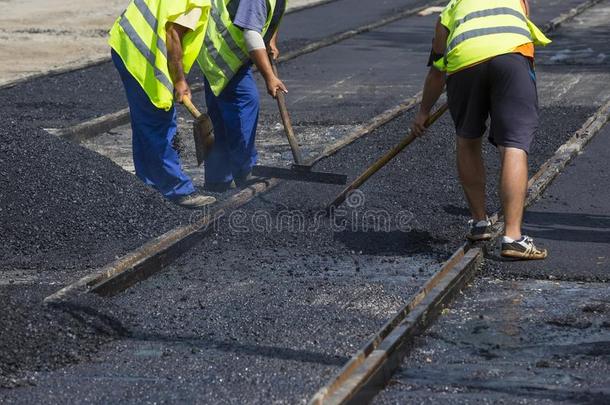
<box><xmin>234</xmin><ymin>0</ymin><xmax>268</xmax><ymax>32</ymax></box>
<box><xmin>427</xmin><ymin>48</ymin><xmax>445</xmax><ymax>67</ymax></box>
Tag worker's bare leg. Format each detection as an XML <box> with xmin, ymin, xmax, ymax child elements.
<box><xmin>499</xmin><ymin>146</ymin><xmax>528</xmax><ymax>240</ymax></box>
<box><xmin>457</xmin><ymin>136</ymin><xmax>487</xmax><ymax>221</ymax></box>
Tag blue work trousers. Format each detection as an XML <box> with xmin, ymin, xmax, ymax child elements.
<box><xmin>112</xmin><ymin>50</ymin><xmax>194</xmax><ymax>199</ymax></box>
<box><xmin>204</xmin><ymin>66</ymin><xmax>259</xmax><ymax>184</ymax></box>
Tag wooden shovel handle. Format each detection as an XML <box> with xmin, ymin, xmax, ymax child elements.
<box><xmin>182</xmin><ymin>97</ymin><xmax>201</xmax><ymax>119</ymax></box>
<box><xmin>269</xmin><ymin>57</ymin><xmax>304</xmax><ymax>164</ymax></box>
<box><xmin>327</xmin><ymin>102</ymin><xmax>449</xmax><ymax>211</ymax></box>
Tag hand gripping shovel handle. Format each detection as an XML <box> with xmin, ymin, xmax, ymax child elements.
<box><xmin>182</xmin><ymin>96</ymin><xmax>214</xmax><ymax>166</ymax></box>
<box><xmin>326</xmin><ymin>102</ymin><xmax>449</xmax><ymax>211</ymax></box>
<box><xmin>269</xmin><ymin>56</ymin><xmax>304</xmax><ymax>165</ymax></box>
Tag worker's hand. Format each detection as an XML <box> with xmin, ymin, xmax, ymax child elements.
<box><xmin>266</xmin><ymin>76</ymin><xmax>288</xmax><ymax>98</ymax></box>
<box><xmin>411</xmin><ymin>110</ymin><xmax>430</xmax><ymax>137</ymax></box>
<box><xmin>267</xmin><ymin>43</ymin><xmax>280</xmax><ymax>60</ymax></box>
<box><xmin>174</xmin><ymin>79</ymin><xmax>191</xmax><ymax>103</ymax></box>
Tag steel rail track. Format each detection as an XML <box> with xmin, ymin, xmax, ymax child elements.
<box><xmin>309</xmin><ymin>0</ymin><xmax>609</xmax><ymax>401</ymax></box>
<box><xmin>43</xmin><ymin>2</ymin><xmax>607</xmax><ymax>403</ymax></box>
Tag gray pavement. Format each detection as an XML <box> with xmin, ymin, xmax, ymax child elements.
<box><xmin>492</xmin><ymin>123</ymin><xmax>610</xmax><ymax>282</ymax></box>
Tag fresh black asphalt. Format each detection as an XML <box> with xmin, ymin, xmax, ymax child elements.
<box><xmin>1</xmin><ymin>0</ymin><xmax>608</xmax><ymax>401</ymax></box>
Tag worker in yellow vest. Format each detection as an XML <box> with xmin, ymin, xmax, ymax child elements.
<box><xmin>410</xmin><ymin>0</ymin><xmax>550</xmax><ymax>260</ymax></box>
<box><xmin>197</xmin><ymin>0</ymin><xmax>287</xmax><ymax>191</ymax></box>
<box><xmin>109</xmin><ymin>0</ymin><xmax>216</xmax><ymax>208</ymax></box>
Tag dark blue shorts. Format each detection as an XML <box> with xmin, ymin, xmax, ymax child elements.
<box><xmin>446</xmin><ymin>53</ymin><xmax>539</xmax><ymax>153</ymax></box>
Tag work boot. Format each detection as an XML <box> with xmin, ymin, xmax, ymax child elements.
<box><xmin>203</xmin><ymin>180</ymin><xmax>236</xmax><ymax>192</ymax></box>
<box><xmin>501</xmin><ymin>235</ymin><xmax>548</xmax><ymax>260</ymax></box>
<box><xmin>234</xmin><ymin>171</ymin><xmax>256</xmax><ymax>187</ymax></box>
<box><xmin>466</xmin><ymin>218</ymin><xmax>493</xmax><ymax>241</ymax></box>
<box><xmin>172</xmin><ymin>193</ymin><xmax>216</xmax><ymax>209</ymax></box>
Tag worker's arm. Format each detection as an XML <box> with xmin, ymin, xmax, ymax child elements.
<box><xmin>268</xmin><ymin>30</ymin><xmax>280</xmax><ymax>60</ymax></box>
<box><xmin>522</xmin><ymin>0</ymin><xmax>530</xmax><ymax>17</ymax></box>
<box><xmin>244</xmin><ymin>29</ymin><xmax>287</xmax><ymax>98</ymax></box>
<box><xmin>411</xmin><ymin>19</ymin><xmax>448</xmax><ymax>137</ymax></box>
<box><xmin>166</xmin><ymin>22</ymin><xmax>191</xmax><ymax>103</ymax></box>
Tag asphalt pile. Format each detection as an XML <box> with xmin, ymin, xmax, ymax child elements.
<box><xmin>0</xmin><ymin>69</ymin><xmax>193</xmax><ymax>387</ymax></box>
<box><xmin>0</xmin><ymin>123</ymin><xmax>191</xmax><ymax>273</ymax></box>
<box><xmin>0</xmin><ymin>289</ymin><xmax>130</xmax><ymax>388</ymax></box>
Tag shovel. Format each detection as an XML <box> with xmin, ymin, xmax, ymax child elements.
<box><xmin>251</xmin><ymin>58</ymin><xmax>348</xmax><ymax>185</ymax></box>
<box><xmin>183</xmin><ymin>97</ymin><xmax>214</xmax><ymax>166</ymax></box>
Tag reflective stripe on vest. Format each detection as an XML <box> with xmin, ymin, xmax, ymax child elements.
<box><xmin>447</xmin><ymin>25</ymin><xmax>532</xmax><ymax>54</ymax></box>
<box><xmin>205</xmin><ymin>4</ymin><xmax>250</xmax><ymax>79</ymax></box>
<box><xmin>434</xmin><ymin>0</ymin><xmax>550</xmax><ymax>73</ymax></box>
<box><xmin>198</xmin><ymin>0</ymin><xmax>286</xmax><ymax>96</ymax></box>
<box><xmin>132</xmin><ymin>0</ymin><xmax>169</xmax><ymax>58</ymax></box>
<box><xmin>109</xmin><ymin>0</ymin><xmax>210</xmax><ymax>110</ymax></box>
<box><xmin>117</xmin><ymin>14</ymin><xmax>174</xmax><ymax>93</ymax></box>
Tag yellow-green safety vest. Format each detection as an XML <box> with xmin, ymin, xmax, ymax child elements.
<box><xmin>109</xmin><ymin>0</ymin><xmax>211</xmax><ymax>110</ymax></box>
<box><xmin>198</xmin><ymin>0</ymin><xmax>286</xmax><ymax>96</ymax></box>
<box><xmin>434</xmin><ymin>0</ymin><xmax>551</xmax><ymax>73</ymax></box>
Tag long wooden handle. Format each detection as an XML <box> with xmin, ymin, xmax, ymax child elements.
<box><xmin>270</xmin><ymin>57</ymin><xmax>304</xmax><ymax>165</ymax></box>
<box><xmin>182</xmin><ymin>97</ymin><xmax>201</xmax><ymax>119</ymax></box>
<box><xmin>327</xmin><ymin>102</ymin><xmax>449</xmax><ymax>211</ymax></box>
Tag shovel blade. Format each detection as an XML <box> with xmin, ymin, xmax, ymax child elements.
<box><xmin>252</xmin><ymin>165</ymin><xmax>347</xmax><ymax>185</ymax></box>
<box><xmin>193</xmin><ymin>113</ymin><xmax>214</xmax><ymax>166</ymax></box>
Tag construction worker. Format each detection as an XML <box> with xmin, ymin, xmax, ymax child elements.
<box><xmin>411</xmin><ymin>0</ymin><xmax>550</xmax><ymax>260</ymax></box>
<box><xmin>109</xmin><ymin>0</ymin><xmax>216</xmax><ymax>208</ymax></box>
<box><xmin>197</xmin><ymin>0</ymin><xmax>287</xmax><ymax>191</ymax></box>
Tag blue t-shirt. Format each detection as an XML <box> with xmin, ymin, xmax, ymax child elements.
<box><xmin>233</xmin><ymin>0</ymin><xmax>268</xmax><ymax>33</ymax></box>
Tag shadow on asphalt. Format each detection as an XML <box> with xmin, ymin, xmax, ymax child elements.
<box><xmin>127</xmin><ymin>333</ymin><xmax>349</xmax><ymax>367</ymax></box>
<box><xmin>333</xmin><ymin>229</ymin><xmax>450</xmax><ymax>256</ymax></box>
